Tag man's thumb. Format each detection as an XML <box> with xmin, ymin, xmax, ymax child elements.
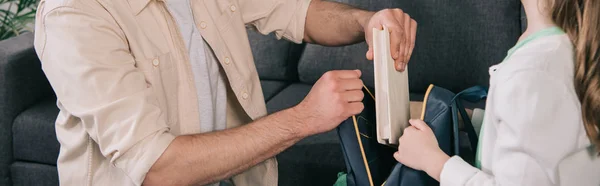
<box><xmin>366</xmin><ymin>48</ymin><xmax>373</xmax><ymax>60</ymax></box>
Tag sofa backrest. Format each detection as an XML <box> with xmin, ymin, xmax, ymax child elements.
<box><xmin>296</xmin><ymin>0</ymin><xmax>524</xmax><ymax>93</ymax></box>
<box><xmin>247</xmin><ymin>29</ymin><xmax>306</xmax><ymax>82</ymax></box>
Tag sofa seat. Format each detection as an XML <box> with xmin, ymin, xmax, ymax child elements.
<box><xmin>277</xmin><ymin>129</ymin><xmax>344</xmax><ymax>186</ymax></box>
<box><xmin>11</xmin><ymin>97</ymin><xmax>60</xmax><ymax>186</ymax></box>
<box><xmin>12</xmin><ymin>97</ymin><xmax>60</xmax><ymax>166</ymax></box>
<box><xmin>11</xmin><ymin>162</ymin><xmax>58</xmax><ymax>186</ymax></box>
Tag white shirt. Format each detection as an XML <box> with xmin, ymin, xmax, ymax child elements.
<box><xmin>440</xmin><ymin>33</ymin><xmax>599</xmax><ymax>185</ymax></box>
<box><xmin>165</xmin><ymin>0</ymin><xmax>227</xmax><ymax>133</ymax></box>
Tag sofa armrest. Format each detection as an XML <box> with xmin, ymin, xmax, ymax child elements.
<box><xmin>0</xmin><ymin>32</ymin><xmax>55</xmax><ymax>185</ymax></box>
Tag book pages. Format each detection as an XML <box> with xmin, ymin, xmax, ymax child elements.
<box><xmin>373</xmin><ymin>26</ymin><xmax>411</xmax><ymax>145</ymax></box>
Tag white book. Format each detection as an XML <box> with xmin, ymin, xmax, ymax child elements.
<box><xmin>373</xmin><ymin>26</ymin><xmax>411</xmax><ymax>145</ymax></box>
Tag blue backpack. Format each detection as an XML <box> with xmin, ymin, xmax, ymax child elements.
<box><xmin>336</xmin><ymin>84</ymin><xmax>487</xmax><ymax>186</ymax></box>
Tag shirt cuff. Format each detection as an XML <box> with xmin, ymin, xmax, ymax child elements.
<box><xmin>440</xmin><ymin>156</ymin><xmax>480</xmax><ymax>186</ymax></box>
<box><xmin>114</xmin><ymin>130</ymin><xmax>176</xmax><ymax>186</ymax></box>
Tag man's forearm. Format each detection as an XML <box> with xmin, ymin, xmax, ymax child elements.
<box><xmin>304</xmin><ymin>0</ymin><xmax>374</xmax><ymax>46</ymax></box>
<box><xmin>143</xmin><ymin>108</ymin><xmax>306</xmax><ymax>185</ymax></box>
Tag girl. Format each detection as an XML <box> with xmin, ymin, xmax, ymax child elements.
<box><xmin>395</xmin><ymin>0</ymin><xmax>600</xmax><ymax>185</ymax></box>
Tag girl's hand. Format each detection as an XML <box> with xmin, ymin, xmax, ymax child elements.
<box><xmin>394</xmin><ymin>119</ymin><xmax>450</xmax><ymax>181</ymax></box>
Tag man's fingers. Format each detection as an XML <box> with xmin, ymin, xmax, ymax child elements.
<box><xmin>393</xmin><ymin>11</ymin><xmax>410</xmax><ymax>71</ymax></box>
<box><xmin>395</xmin><ymin>36</ymin><xmax>406</xmax><ymax>71</ymax></box>
<box><xmin>383</xmin><ymin>15</ymin><xmax>403</xmax><ymax>61</ymax></box>
<box><xmin>347</xmin><ymin>102</ymin><xmax>365</xmax><ymax>115</ymax></box>
<box><xmin>339</xmin><ymin>78</ymin><xmax>364</xmax><ymax>91</ymax></box>
<box><xmin>326</xmin><ymin>70</ymin><xmax>362</xmax><ymax>80</ymax></box>
<box><xmin>409</xmin><ymin>119</ymin><xmax>430</xmax><ymax>131</ymax></box>
<box><xmin>388</xmin><ymin>26</ymin><xmax>405</xmax><ymax>71</ymax></box>
<box><xmin>366</xmin><ymin>47</ymin><xmax>374</xmax><ymax>60</ymax></box>
<box><xmin>375</xmin><ymin>21</ymin><xmax>384</xmax><ymax>30</ymax></box>
<box><xmin>388</xmin><ymin>27</ymin><xmax>402</xmax><ymax>61</ymax></box>
<box><xmin>407</xmin><ymin>19</ymin><xmax>417</xmax><ymax>62</ymax></box>
<box><xmin>403</xmin><ymin>13</ymin><xmax>411</xmax><ymax>67</ymax></box>
<box><xmin>354</xmin><ymin>69</ymin><xmax>362</xmax><ymax>77</ymax></box>
<box><xmin>366</xmin><ymin>32</ymin><xmax>374</xmax><ymax>60</ymax></box>
<box><xmin>367</xmin><ymin>9</ymin><xmax>415</xmax><ymax>70</ymax></box>
<box><xmin>343</xmin><ymin>90</ymin><xmax>365</xmax><ymax>102</ymax></box>
<box><xmin>366</xmin><ymin>21</ymin><xmax>384</xmax><ymax>60</ymax></box>
<box><xmin>386</xmin><ymin>11</ymin><xmax>406</xmax><ymax>71</ymax></box>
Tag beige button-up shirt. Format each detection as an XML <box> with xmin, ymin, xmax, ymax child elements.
<box><xmin>33</xmin><ymin>0</ymin><xmax>310</xmax><ymax>185</ymax></box>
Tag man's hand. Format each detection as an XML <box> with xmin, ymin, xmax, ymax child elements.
<box><xmin>364</xmin><ymin>9</ymin><xmax>417</xmax><ymax>72</ymax></box>
<box><xmin>303</xmin><ymin>1</ymin><xmax>417</xmax><ymax>71</ymax></box>
<box><xmin>293</xmin><ymin>70</ymin><xmax>365</xmax><ymax>136</ymax></box>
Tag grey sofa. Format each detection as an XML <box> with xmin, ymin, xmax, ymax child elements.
<box><xmin>0</xmin><ymin>0</ymin><xmax>525</xmax><ymax>185</ymax></box>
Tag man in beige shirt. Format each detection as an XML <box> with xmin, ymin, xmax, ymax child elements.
<box><xmin>33</xmin><ymin>0</ymin><xmax>416</xmax><ymax>185</ymax></box>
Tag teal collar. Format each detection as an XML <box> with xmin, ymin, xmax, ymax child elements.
<box><xmin>503</xmin><ymin>26</ymin><xmax>565</xmax><ymax>61</ymax></box>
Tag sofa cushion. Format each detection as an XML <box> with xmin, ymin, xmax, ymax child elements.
<box><xmin>277</xmin><ymin>130</ymin><xmax>345</xmax><ymax>186</ymax></box>
<box><xmin>260</xmin><ymin>80</ymin><xmax>290</xmax><ymax>102</ymax></box>
<box><xmin>12</xmin><ymin>97</ymin><xmax>60</xmax><ymax>165</ymax></box>
<box><xmin>266</xmin><ymin>83</ymin><xmax>312</xmax><ymax>113</ymax></box>
<box><xmin>298</xmin><ymin>0</ymin><xmax>522</xmax><ymax>93</ymax></box>
<box><xmin>11</xmin><ymin>161</ymin><xmax>58</xmax><ymax>186</ymax></box>
<box><xmin>248</xmin><ymin>30</ymin><xmax>305</xmax><ymax>81</ymax></box>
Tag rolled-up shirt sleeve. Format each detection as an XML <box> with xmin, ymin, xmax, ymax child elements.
<box><xmin>237</xmin><ymin>0</ymin><xmax>311</xmax><ymax>43</ymax></box>
<box><xmin>36</xmin><ymin>5</ymin><xmax>175</xmax><ymax>185</ymax></box>
<box><xmin>440</xmin><ymin>71</ymin><xmax>581</xmax><ymax>186</ymax></box>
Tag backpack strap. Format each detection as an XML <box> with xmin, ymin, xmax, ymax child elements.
<box><xmin>451</xmin><ymin>86</ymin><xmax>488</xmax><ymax>158</ymax></box>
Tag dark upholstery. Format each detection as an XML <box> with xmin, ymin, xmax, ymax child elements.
<box><xmin>10</xmin><ymin>162</ymin><xmax>58</xmax><ymax>186</ymax></box>
<box><xmin>265</xmin><ymin>83</ymin><xmax>312</xmax><ymax>114</ymax></box>
<box><xmin>12</xmin><ymin>98</ymin><xmax>60</xmax><ymax>165</ymax></box>
<box><xmin>248</xmin><ymin>30</ymin><xmax>305</xmax><ymax>81</ymax></box>
<box><xmin>259</xmin><ymin>80</ymin><xmax>290</xmax><ymax>102</ymax></box>
<box><xmin>1</xmin><ymin>1</ymin><xmax>523</xmax><ymax>185</ymax></box>
<box><xmin>0</xmin><ymin>32</ymin><xmax>54</xmax><ymax>186</ymax></box>
<box><xmin>521</xmin><ymin>6</ymin><xmax>528</xmax><ymax>33</ymax></box>
<box><xmin>298</xmin><ymin>0</ymin><xmax>522</xmax><ymax>93</ymax></box>
<box><xmin>277</xmin><ymin>130</ymin><xmax>344</xmax><ymax>186</ymax></box>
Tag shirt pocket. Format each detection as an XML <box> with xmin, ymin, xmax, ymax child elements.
<box><xmin>135</xmin><ymin>52</ymin><xmax>179</xmax><ymax>125</ymax></box>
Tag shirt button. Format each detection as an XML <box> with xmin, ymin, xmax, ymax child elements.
<box><xmin>242</xmin><ymin>91</ymin><xmax>249</xmax><ymax>100</ymax></box>
<box><xmin>230</xmin><ymin>5</ymin><xmax>236</xmax><ymax>12</ymax></box>
<box><xmin>152</xmin><ymin>58</ymin><xmax>160</xmax><ymax>66</ymax></box>
<box><xmin>224</xmin><ymin>57</ymin><xmax>231</xmax><ymax>65</ymax></box>
<box><xmin>199</xmin><ymin>21</ymin><xmax>207</xmax><ymax>29</ymax></box>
